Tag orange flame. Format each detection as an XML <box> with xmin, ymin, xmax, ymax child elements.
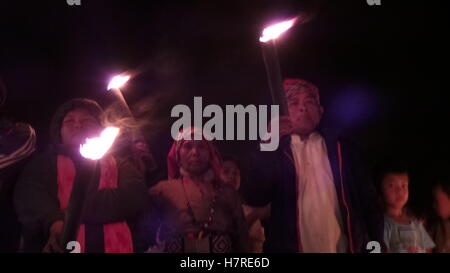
<box><xmin>79</xmin><ymin>127</ymin><xmax>120</xmax><ymax>160</ymax></box>
<box><xmin>259</xmin><ymin>17</ymin><xmax>298</xmax><ymax>43</ymax></box>
<box><xmin>107</xmin><ymin>75</ymin><xmax>130</xmax><ymax>90</ymax></box>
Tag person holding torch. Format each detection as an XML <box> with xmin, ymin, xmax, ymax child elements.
<box><xmin>242</xmin><ymin>79</ymin><xmax>384</xmax><ymax>253</ymax></box>
<box><xmin>14</xmin><ymin>98</ymin><xmax>148</xmax><ymax>253</ymax></box>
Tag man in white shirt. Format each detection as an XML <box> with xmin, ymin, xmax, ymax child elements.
<box><xmin>243</xmin><ymin>78</ymin><xmax>384</xmax><ymax>253</ymax></box>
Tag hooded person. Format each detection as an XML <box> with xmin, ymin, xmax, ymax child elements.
<box><xmin>14</xmin><ymin>98</ymin><xmax>148</xmax><ymax>253</ymax></box>
<box><xmin>0</xmin><ymin>78</ymin><xmax>36</xmax><ymax>252</ymax></box>
<box><xmin>147</xmin><ymin>127</ymin><xmax>249</xmax><ymax>253</ymax></box>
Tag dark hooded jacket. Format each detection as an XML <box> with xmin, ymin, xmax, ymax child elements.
<box><xmin>14</xmin><ymin>98</ymin><xmax>149</xmax><ymax>252</ymax></box>
<box><xmin>242</xmin><ymin>130</ymin><xmax>384</xmax><ymax>253</ymax></box>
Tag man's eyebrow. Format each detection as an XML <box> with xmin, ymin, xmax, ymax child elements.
<box><xmin>63</xmin><ymin>114</ymin><xmax>75</xmax><ymax>120</ymax></box>
<box><xmin>288</xmin><ymin>96</ymin><xmax>300</xmax><ymax>102</ymax></box>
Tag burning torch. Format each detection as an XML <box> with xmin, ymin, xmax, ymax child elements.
<box><xmin>106</xmin><ymin>74</ymin><xmax>156</xmax><ymax>174</ymax></box>
<box><xmin>259</xmin><ymin>17</ymin><xmax>298</xmax><ymax>116</ymax></box>
<box><xmin>107</xmin><ymin>74</ymin><xmax>132</xmax><ymax>117</ymax></box>
<box><xmin>60</xmin><ymin>127</ymin><xmax>120</xmax><ymax>250</ymax></box>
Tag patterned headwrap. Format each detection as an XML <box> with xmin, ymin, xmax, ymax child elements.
<box><xmin>284</xmin><ymin>78</ymin><xmax>320</xmax><ymax>105</ymax></box>
<box><xmin>167</xmin><ymin>127</ymin><xmax>222</xmax><ymax>180</ymax></box>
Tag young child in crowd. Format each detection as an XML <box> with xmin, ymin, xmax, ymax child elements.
<box><xmin>426</xmin><ymin>178</ymin><xmax>450</xmax><ymax>253</ymax></box>
<box><xmin>220</xmin><ymin>158</ymin><xmax>269</xmax><ymax>253</ymax></box>
<box><xmin>376</xmin><ymin>163</ymin><xmax>435</xmax><ymax>253</ymax></box>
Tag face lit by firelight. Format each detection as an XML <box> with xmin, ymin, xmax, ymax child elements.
<box><xmin>60</xmin><ymin>108</ymin><xmax>102</xmax><ymax>146</ymax></box>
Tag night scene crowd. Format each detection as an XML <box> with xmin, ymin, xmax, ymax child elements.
<box><xmin>1</xmin><ymin>78</ymin><xmax>449</xmax><ymax>253</ymax></box>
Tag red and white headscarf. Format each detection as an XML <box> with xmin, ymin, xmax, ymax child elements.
<box><xmin>167</xmin><ymin>127</ymin><xmax>222</xmax><ymax>180</ymax></box>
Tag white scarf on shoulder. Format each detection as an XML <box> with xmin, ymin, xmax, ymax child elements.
<box><xmin>290</xmin><ymin>132</ymin><xmax>347</xmax><ymax>253</ymax></box>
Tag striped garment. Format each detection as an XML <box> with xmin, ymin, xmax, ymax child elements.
<box><xmin>0</xmin><ymin>123</ymin><xmax>36</xmax><ymax>170</ymax></box>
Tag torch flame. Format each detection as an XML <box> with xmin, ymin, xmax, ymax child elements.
<box><xmin>107</xmin><ymin>75</ymin><xmax>130</xmax><ymax>90</ymax></box>
<box><xmin>259</xmin><ymin>17</ymin><xmax>298</xmax><ymax>43</ymax></box>
<box><xmin>79</xmin><ymin>127</ymin><xmax>120</xmax><ymax>160</ymax></box>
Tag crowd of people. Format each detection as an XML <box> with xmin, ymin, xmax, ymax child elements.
<box><xmin>0</xmin><ymin>78</ymin><xmax>449</xmax><ymax>253</ymax></box>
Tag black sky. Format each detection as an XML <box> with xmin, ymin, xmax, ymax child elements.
<box><xmin>1</xmin><ymin>0</ymin><xmax>449</xmax><ymax>213</ymax></box>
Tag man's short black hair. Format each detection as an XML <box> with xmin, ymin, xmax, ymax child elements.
<box><xmin>373</xmin><ymin>158</ymin><xmax>409</xmax><ymax>193</ymax></box>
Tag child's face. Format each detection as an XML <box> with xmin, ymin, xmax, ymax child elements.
<box><xmin>433</xmin><ymin>186</ymin><xmax>450</xmax><ymax>219</ymax></box>
<box><xmin>381</xmin><ymin>173</ymin><xmax>409</xmax><ymax>210</ymax></box>
<box><xmin>220</xmin><ymin>161</ymin><xmax>241</xmax><ymax>191</ymax></box>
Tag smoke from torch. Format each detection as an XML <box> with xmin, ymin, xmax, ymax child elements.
<box><xmin>106</xmin><ymin>74</ymin><xmax>157</xmax><ymax>174</ymax></box>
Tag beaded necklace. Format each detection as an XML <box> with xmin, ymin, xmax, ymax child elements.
<box><xmin>181</xmin><ymin>177</ymin><xmax>219</xmax><ymax>237</ymax></box>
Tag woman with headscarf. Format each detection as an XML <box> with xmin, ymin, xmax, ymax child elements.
<box><xmin>148</xmin><ymin>128</ymin><xmax>249</xmax><ymax>253</ymax></box>
<box><xmin>14</xmin><ymin>98</ymin><xmax>148</xmax><ymax>253</ymax></box>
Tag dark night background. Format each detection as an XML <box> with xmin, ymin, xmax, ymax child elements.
<box><xmin>1</xmin><ymin>0</ymin><xmax>448</xmax><ymax>216</ymax></box>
